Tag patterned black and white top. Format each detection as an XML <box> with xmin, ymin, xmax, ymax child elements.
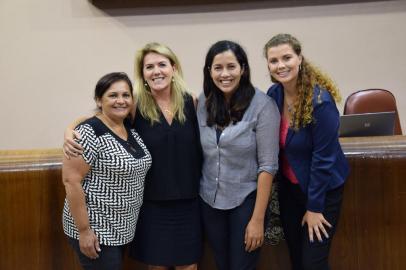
<box><xmin>62</xmin><ymin>117</ymin><xmax>152</xmax><ymax>246</ymax></box>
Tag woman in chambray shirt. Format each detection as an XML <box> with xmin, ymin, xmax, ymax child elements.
<box><xmin>197</xmin><ymin>40</ymin><xmax>280</xmax><ymax>270</ymax></box>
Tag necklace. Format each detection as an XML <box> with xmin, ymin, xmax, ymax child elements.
<box><xmin>125</xmin><ymin>138</ymin><xmax>137</xmax><ymax>154</ymax></box>
<box><xmin>98</xmin><ymin>115</ymin><xmax>137</xmax><ymax>153</ymax></box>
<box><xmin>155</xmin><ymin>100</ymin><xmax>173</xmax><ymax>116</ymax></box>
<box><xmin>215</xmin><ymin>124</ymin><xmax>225</xmax><ymax>131</ymax></box>
<box><xmin>98</xmin><ymin>114</ymin><xmax>127</xmax><ymax>140</ymax></box>
<box><xmin>162</xmin><ymin>108</ymin><xmax>174</xmax><ymax>116</ymax></box>
<box><xmin>286</xmin><ymin>101</ymin><xmax>294</xmax><ymax>113</ymax></box>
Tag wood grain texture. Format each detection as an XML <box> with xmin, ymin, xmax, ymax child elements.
<box><xmin>0</xmin><ymin>167</ymin><xmax>81</xmax><ymax>270</ymax></box>
<box><xmin>1</xmin><ymin>137</ymin><xmax>405</xmax><ymax>269</ymax></box>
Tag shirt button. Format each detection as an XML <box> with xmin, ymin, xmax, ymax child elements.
<box><xmin>217</xmin><ymin>162</ymin><xmax>219</xmax><ymax>165</ymax></box>
<box><xmin>215</xmin><ymin>177</ymin><xmax>218</xmax><ymax>181</ymax></box>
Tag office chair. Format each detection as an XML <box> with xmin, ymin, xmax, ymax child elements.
<box><xmin>344</xmin><ymin>89</ymin><xmax>402</xmax><ymax>135</ymax></box>
<box><xmin>343</xmin><ymin>89</ymin><xmax>402</xmax><ymax>135</ymax></box>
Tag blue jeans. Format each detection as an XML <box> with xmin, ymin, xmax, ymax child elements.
<box><xmin>200</xmin><ymin>191</ymin><xmax>262</xmax><ymax>270</ymax></box>
<box><xmin>68</xmin><ymin>237</ymin><xmax>125</xmax><ymax>270</ymax></box>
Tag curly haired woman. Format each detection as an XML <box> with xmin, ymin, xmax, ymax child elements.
<box><xmin>264</xmin><ymin>33</ymin><xmax>349</xmax><ymax>270</ymax></box>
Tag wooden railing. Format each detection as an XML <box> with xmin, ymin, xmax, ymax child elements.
<box><xmin>1</xmin><ymin>136</ymin><xmax>406</xmax><ymax>269</ymax></box>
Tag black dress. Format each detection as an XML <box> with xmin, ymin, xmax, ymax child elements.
<box><xmin>128</xmin><ymin>94</ymin><xmax>202</xmax><ymax>266</ymax></box>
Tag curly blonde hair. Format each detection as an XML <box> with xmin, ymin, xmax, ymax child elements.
<box><xmin>134</xmin><ymin>42</ymin><xmax>189</xmax><ymax>125</ymax></box>
<box><xmin>264</xmin><ymin>33</ymin><xmax>341</xmax><ymax>130</ymax></box>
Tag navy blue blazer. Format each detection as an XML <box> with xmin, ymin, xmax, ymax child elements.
<box><xmin>267</xmin><ymin>83</ymin><xmax>349</xmax><ymax>212</ymax></box>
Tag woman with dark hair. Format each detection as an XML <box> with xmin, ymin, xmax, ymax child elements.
<box><xmin>62</xmin><ymin>72</ymin><xmax>151</xmax><ymax>270</ymax></box>
<box><xmin>63</xmin><ymin>43</ymin><xmax>202</xmax><ymax>270</ymax></box>
<box><xmin>197</xmin><ymin>40</ymin><xmax>280</xmax><ymax>270</ymax></box>
<box><xmin>264</xmin><ymin>33</ymin><xmax>349</xmax><ymax>270</ymax></box>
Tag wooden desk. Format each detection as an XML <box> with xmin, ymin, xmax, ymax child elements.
<box><xmin>332</xmin><ymin>136</ymin><xmax>406</xmax><ymax>269</ymax></box>
<box><xmin>1</xmin><ymin>136</ymin><xmax>405</xmax><ymax>270</ymax></box>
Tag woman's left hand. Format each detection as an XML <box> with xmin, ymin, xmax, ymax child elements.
<box><xmin>244</xmin><ymin>218</ymin><xmax>264</xmax><ymax>252</ymax></box>
<box><xmin>301</xmin><ymin>210</ymin><xmax>332</xmax><ymax>243</ymax></box>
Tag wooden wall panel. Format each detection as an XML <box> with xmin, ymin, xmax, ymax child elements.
<box><xmin>0</xmin><ymin>150</ymin><xmax>81</xmax><ymax>270</ymax></box>
<box><xmin>1</xmin><ymin>136</ymin><xmax>406</xmax><ymax>269</ymax></box>
<box><xmin>0</xmin><ymin>168</ymin><xmax>81</xmax><ymax>270</ymax></box>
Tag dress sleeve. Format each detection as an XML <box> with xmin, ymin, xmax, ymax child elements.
<box><xmin>74</xmin><ymin>124</ymin><xmax>99</xmax><ymax>166</ymax></box>
<box><xmin>307</xmin><ymin>99</ymin><xmax>340</xmax><ymax>212</ymax></box>
<box><xmin>256</xmin><ymin>97</ymin><xmax>280</xmax><ymax>176</ymax></box>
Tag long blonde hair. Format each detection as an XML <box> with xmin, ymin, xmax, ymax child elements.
<box><xmin>134</xmin><ymin>42</ymin><xmax>189</xmax><ymax>125</ymax></box>
<box><xmin>264</xmin><ymin>33</ymin><xmax>341</xmax><ymax>130</ymax></box>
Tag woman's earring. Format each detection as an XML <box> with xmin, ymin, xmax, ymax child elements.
<box><xmin>171</xmin><ymin>77</ymin><xmax>175</xmax><ymax>83</ymax></box>
<box><xmin>144</xmin><ymin>81</ymin><xmax>151</xmax><ymax>91</ymax></box>
<box><xmin>299</xmin><ymin>64</ymin><xmax>302</xmax><ymax>71</ymax></box>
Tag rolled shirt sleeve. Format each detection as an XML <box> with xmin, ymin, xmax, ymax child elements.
<box><xmin>256</xmin><ymin>96</ymin><xmax>280</xmax><ymax>176</ymax></box>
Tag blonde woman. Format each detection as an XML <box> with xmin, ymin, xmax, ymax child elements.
<box><xmin>64</xmin><ymin>44</ymin><xmax>202</xmax><ymax>270</ymax></box>
<box><xmin>128</xmin><ymin>43</ymin><xmax>202</xmax><ymax>270</ymax></box>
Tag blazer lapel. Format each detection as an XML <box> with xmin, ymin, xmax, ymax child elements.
<box><xmin>270</xmin><ymin>84</ymin><xmax>295</xmax><ymax>147</ymax></box>
<box><xmin>285</xmin><ymin>128</ymin><xmax>294</xmax><ymax>146</ymax></box>
<box><xmin>275</xmin><ymin>84</ymin><xmax>295</xmax><ymax>146</ymax></box>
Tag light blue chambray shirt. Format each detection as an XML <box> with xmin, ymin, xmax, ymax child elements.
<box><xmin>197</xmin><ymin>89</ymin><xmax>280</xmax><ymax>210</ymax></box>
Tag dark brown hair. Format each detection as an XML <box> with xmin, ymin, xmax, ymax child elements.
<box><xmin>203</xmin><ymin>40</ymin><xmax>255</xmax><ymax>127</ymax></box>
